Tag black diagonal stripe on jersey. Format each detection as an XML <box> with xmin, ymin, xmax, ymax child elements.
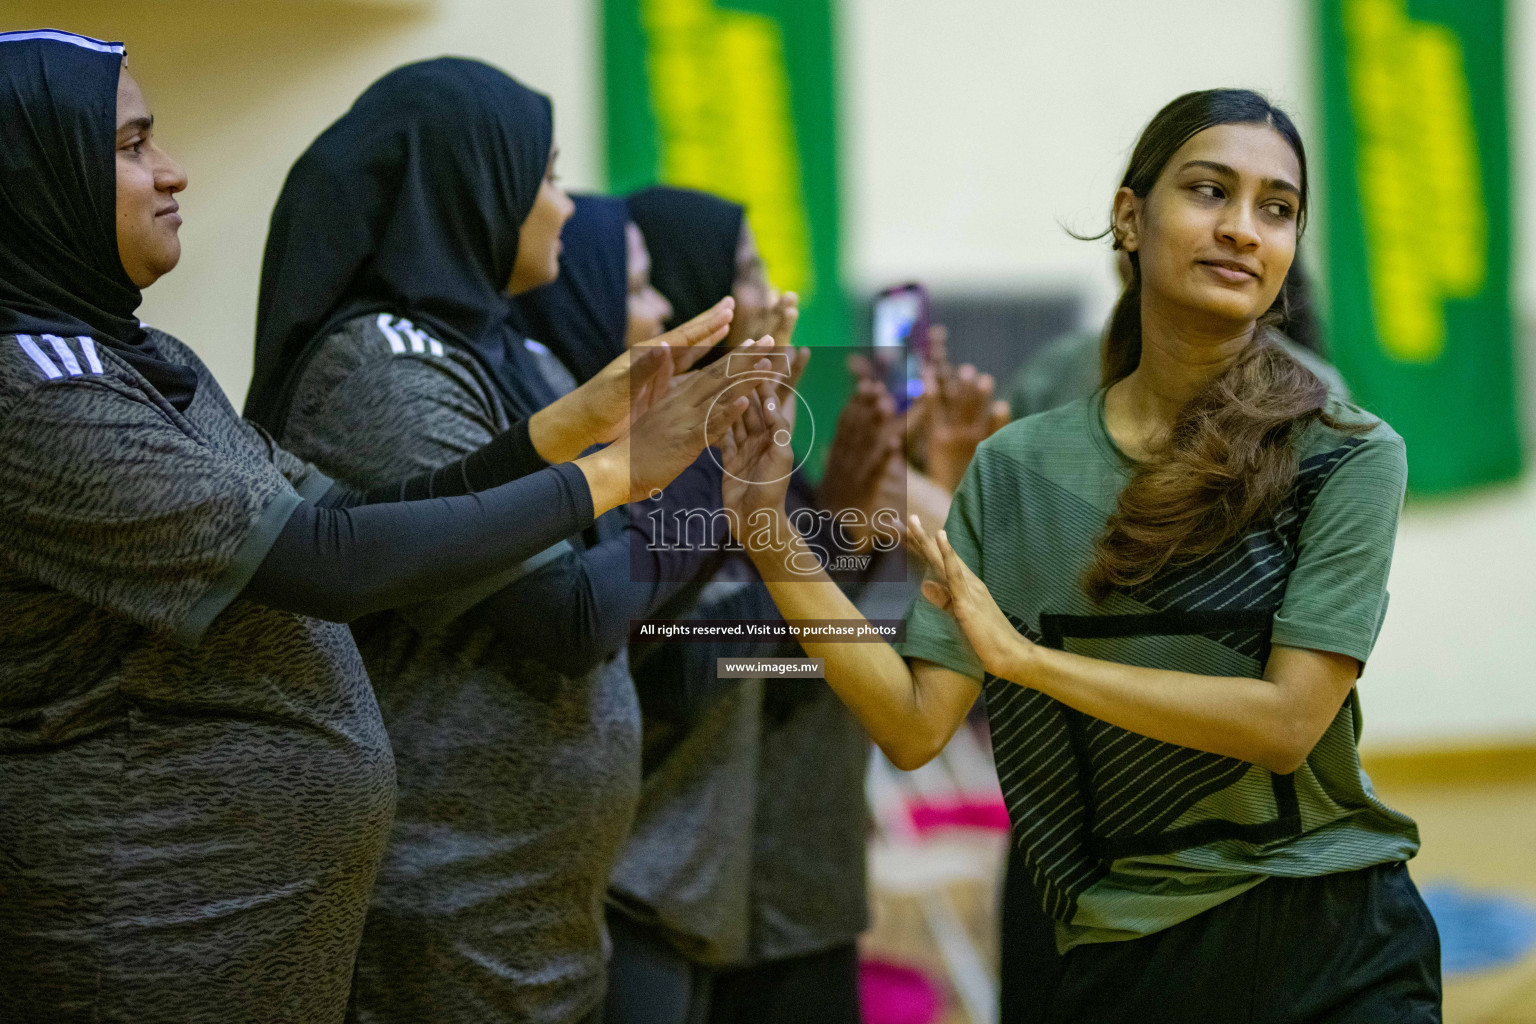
<box><xmin>1084</xmin><ymin>721</ymin><xmax>1247</xmax><ymax>833</ymax></box>
<box><xmin>987</xmin><ymin>442</ymin><xmax>1364</xmax><ymax>921</ymax></box>
<box><xmin>1097</xmin><ymin>772</ymin><xmax>1302</xmax><ymax>860</ymax></box>
<box><xmin>1097</xmin><ymin>746</ymin><xmax>1252</xmax><ymax>838</ymax></box>
<box><xmin>1141</xmin><ymin>530</ymin><xmax>1285</xmax><ymax>608</ymax></box>
<box><xmin>1128</xmin><ymin>439</ymin><xmax>1368</xmax><ymax>635</ymax></box>
<box><xmin>1089</xmin><ymin>744</ymin><xmax>1243</xmax><ymax>836</ymax></box>
<box><xmin>1037</xmin><ymin>609</ymin><xmax>1285</xmax><ymax>851</ymax></box>
<box><xmin>986</xmin><ymin>615</ymin><xmax>1107</xmax><ymax>923</ymax></box>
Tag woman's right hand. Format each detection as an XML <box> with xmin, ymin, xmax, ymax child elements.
<box><xmin>722</xmin><ymin>344</ymin><xmax>811</xmax><ymax>546</ymax></box>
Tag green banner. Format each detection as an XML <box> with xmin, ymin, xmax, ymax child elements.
<box><xmin>1318</xmin><ymin>0</ymin><xmax>1523</xmax><ymax>493</ymax></box>
<box><xmin>602</xmin><ymin>0</ymin><xmax>848</xmax><ymax>474</ymax></box>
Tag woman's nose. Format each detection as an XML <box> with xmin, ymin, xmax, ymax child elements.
<box><xmin>1218</xmin><ymin>204</ymin><xmax>1260</xmax><ymax>248</ymax></box>
<box><xmin>158</xmin><ymin>151</ymin><xmax>188</xmax><ymax>195</ymax></box>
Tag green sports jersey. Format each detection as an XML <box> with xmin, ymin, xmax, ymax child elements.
<box><xmin>897</xmin><ymin>385</ymin><xmax>1418</xmax><ymax>952</ymax></box>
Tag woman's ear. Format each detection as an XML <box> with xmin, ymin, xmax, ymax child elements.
<box><xmin>1111</xmin><ymin>186</ymin><xmax>1141</xmax><ymax>253</ymax></box>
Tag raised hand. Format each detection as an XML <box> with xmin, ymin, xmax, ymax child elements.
<box><xmin>817</xmin><ymin>379</ymin><xmax>902</xmax><ymax>551</ymax></box>
<box><xmin>565</xmin><ymin>297</ymin><xmax>735</xmax><ymax>451</ymax></box>
<box><xmin>723</xmin><ymin>344</ymin><xmax>811</xmax><ymax>537</ymax></box>
<box><xmin>620</xmin><ymin>335</ymin><xmax>780</xmax><ymax>503</ymax></box>
<box><xmin>719</xmin><ymin>384</ymin><xmax>778</xmax><ymax>532</ymax></box>
<box><xmin>764</xmin><ymin>291</ymin><xmax>799</xmax><ymax>345</ymax></box>
<box><xmin>925</xmin><ymin>359</ymin><xmax>1004</xmax><ymax>492</ymax></box>
<box><xmin>907</xmin><ymin>513</ymin><xmax>1033</xmax><ymax>684</ymax></box>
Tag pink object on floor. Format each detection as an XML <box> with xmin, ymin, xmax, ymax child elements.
<box><xmin>906</xmin><ymin>795</ymin><xmax>1011</xmax><ymax>834</ymax></box>
<box><xmin>859</xmin><ymin>959</ymin><xmax>942</xmax><ymax>1024</ymax></box>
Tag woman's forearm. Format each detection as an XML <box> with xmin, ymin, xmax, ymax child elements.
<box><xmin>747</xmin><ymin>517</ymin><xmax>970</xmax><ymax>769</ymax></box>
<box><xmin>573</xmin><ymin>440</ymin><xmax>633</xmax><ymax>518</ymax></box>
<box><xmin>528</xmin><ymin>390</ymin><xmax>603</xmax><ymax>465</ymax></box>
<box><xmin>915</xmin><ymin>521</ymin><xmax>1350</xmax><ymax>777</ymax></box>
<box><xmin>245</xmin><ymin>463</ymin><xmax>594</xmax><ymax>623</ymax></box>
<box><xmin>905</xmin><ymin>465</ymin><xmax>954</xmax><ymax>539</ymax></box>
<box><xmin>1014</xmin><ymin>645</ymin><xmax>1316</xmax><ymax>774</ymax></box>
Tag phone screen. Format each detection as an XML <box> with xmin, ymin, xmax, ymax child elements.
<box><xmin>872</xmin><ymin>285</ymin><xmax>928</xmax><ymax>410</ymax></box>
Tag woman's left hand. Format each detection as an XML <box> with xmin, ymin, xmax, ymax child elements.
<box><xmin>587</xmin><ymin>298</ymin><xmax>736</xmax><ymax>443</ymax></box>
<box><xmin>531</xmin><ymin>300</ymin><xmax>735</xmax><ymax>465</ymax></box>
<box><xmin>908</xmin><ymin>514</ymin><xmax>1035</xmax><ymax>684</ymax></box>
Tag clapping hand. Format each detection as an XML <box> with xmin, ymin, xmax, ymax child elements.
<box><xmin>911</xmin><ymin>327</ymin><xmax>1009</xmax><ymax>490</ymax></box>
<box><xmin>924</xmin><ymin>363</ymin><xmax>1009</xmax><ymax>492</ymax></box>
<box><xmin>622</xmin><ymin>334</ymin><xmax>781</xmax><ymax>502</ymax></box>
<box><xmin>907</xmin><ymin>513</ymin><xmax>1034</xmax><ymax>684</ymax></box>
<box><xmin>816</xmin><ymin>378</ymin><xmax>902</xmax><ymax>551</ymax></box>
<box><xmin>853</xmin><ymin>325</ymin><xmax>1008</xmax><ymax>491</ymax></box>
<box><xmin>576</xmin><ymin>297</ymin><xmax>736</xmax><ymax>447</ymax></box>
<box><xmin>719</xmin><ymin>299</ymin><xmax>808</xmax><ymax>536</ymax></box>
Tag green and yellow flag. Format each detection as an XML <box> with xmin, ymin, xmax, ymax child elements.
<box><xmin>603</xmin><ymin>0</ymin><xmax>847</xmax><ymax>473</ymax></box>
<box><xmin>1318</xmin><ymin>0</ymin><xmax>1523</xmax><ymax>493</ymax></box>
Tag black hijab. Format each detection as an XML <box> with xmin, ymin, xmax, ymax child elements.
<box><xmin>0</xmin><ymin>30</ymin><xmax>199</xmax><ymax>410</ymax></box>
<box><xmin>510</xmin><ymin>193</ymin><xmax>630</xmax><ymax>386</ymax></box>
<box><xmin>247</xmin><ymin>57</ymin><xmax>555</xmax><ymax>430</ymax></box>
<box><xmin>625</xmin><ymin>186</ymin><xmax>743</xmax><ymax>328</ymax></box>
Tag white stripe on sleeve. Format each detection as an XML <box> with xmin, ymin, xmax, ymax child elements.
<box><xmin>44</xmin><ymin>335</ymin><xmax>84</xmax><ymax>376</ymax></box>
<box><xmin>397</xmin><ymin>319</ymin><xmax>427</xmax><ymax>354</ymax></box>
<box><xmin>377</xmin><ymin>314</ymin><xmax>407</xmax><ymax>354</ymax></box>
<box><xmin>78</xmin><ymin>336</ymin><xmax>105</xmax><ymax>374</ymax></box>
<box><xmin>16</xmin><ymin>336</ymin><xmax>63</xmax><ymax>379</ymax></box>
<box><xmin>0</xmin><ymin>30</ymin><xmax>125</xmax><ymax>54</ymax></box>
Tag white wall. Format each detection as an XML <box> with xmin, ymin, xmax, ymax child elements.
<box><xmin>844</xmin><ymin>0</ymin><xmax>1536</xmax><ymax>331</ymax></box>
<box><xmin>9</xmin><ymin>0</ymin><xmax>1532</xmax><ymax>748</ymax></box>
<box><xmin>841</xmin><ymin>0</ymin><xmax>1314</xmax><ymax>326</ymax></box>
<box><xmin>1364</xmin><ymin>475</ymin><xmax>1536</xmax><ymax>745</ymax></box>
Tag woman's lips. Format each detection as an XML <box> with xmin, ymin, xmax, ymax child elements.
<box><xmin>1199</xmin><ymin>259</ymin><xmax>1257</xmax><ymax>284</ymax></box>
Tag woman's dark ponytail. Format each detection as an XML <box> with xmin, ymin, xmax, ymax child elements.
<box><xmin>1101</xmin><ymin>257</ymin><xmax>1143</xmax><ymax>388</ymax></box>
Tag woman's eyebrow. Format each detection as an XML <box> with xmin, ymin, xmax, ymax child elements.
<box><xmin>116</xmin><ymin>114</ymin><xmax>153</xmax><ymax>137</ymax></box>
<box><xmin>1178</xmin><ymin>159</ymin><xmax>1300</xmax><ymax>198</ymax></box>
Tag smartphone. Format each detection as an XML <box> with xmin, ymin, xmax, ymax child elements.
<box><xmin>871</xmin><ymin>282</ymin><xmax>930</xmax><ymax>411</ymax></box>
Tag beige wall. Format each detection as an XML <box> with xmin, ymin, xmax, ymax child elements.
<box><xmin>7</xmin><ymin>0</ymin><xmax>1534</xmax><ymax>747</ymax></box>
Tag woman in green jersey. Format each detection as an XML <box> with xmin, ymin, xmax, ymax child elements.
<box><xmin>726</xmin><ymin>88</ymin><xmax>1440</xmax><ymax>1023</ymax></box>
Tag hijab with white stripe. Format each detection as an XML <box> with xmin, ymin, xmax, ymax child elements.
<box><xmin>247</xmin><ymin>57</ymin><xmax>557</xmax><ymax>430</ymax></box>
<box><xmin>0</xmin><ymin>29</ymin><xmax>198</xmax><ymax>410</ymax></box>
